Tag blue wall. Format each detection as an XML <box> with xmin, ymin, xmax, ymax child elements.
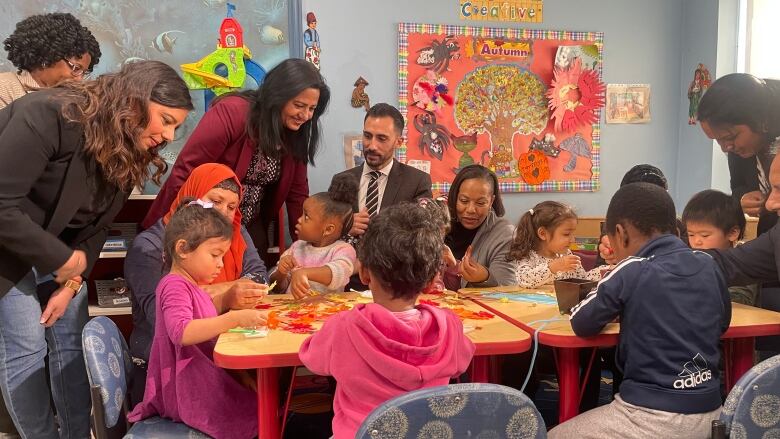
<box><xmin>302</xmin><ymin>0</ymin><xmax>731</xmax><ymax>219</ymax></box>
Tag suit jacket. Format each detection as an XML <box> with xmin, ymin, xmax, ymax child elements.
<box><xmin>334</xmin><ymin>159</ymin><xmax>432</xmax><ymax>213</ymax></box>
<box><xmin>0</xmin><ymin>90</ymin><xmax>127</xmax><ymax>295</ymax></box>
<box><xmin>143</xmin><ymin>96</ymin><xmax>308</xmax><ymax>236</ymax></box>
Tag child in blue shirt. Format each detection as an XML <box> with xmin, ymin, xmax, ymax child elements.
<box><xmin>549</xmin><ymin>182</ymin><xmax>730</xmax><ymax>439</ymax></box>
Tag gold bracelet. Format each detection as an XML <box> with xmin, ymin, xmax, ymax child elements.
<box><xmin>63</xmin><ymin>279</ymin><xmax>81</xmax><ymax>293</ymax></box>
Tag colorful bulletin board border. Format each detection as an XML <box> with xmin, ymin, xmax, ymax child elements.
<box><xmin>398</xmin><ymin>23</ymin><xmax>604</xmax><ymax>194</ymax></box>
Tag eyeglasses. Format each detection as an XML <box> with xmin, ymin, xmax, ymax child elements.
<box><xmin>63</xmin><ymin>58</ymin><xmax>91</xmax><ymax>78</ymax></box>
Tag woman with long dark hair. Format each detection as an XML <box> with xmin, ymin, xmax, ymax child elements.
<box><xmin>0</xmin><ymin>60</ymin><xmax>192</xmax><ymax>438</ymax></box>
<box><xmin>143</xmin><ymin>58</ymin><xmax>331</xmax><ymax>255</ymax></box>
<box><xmin>698</xmin><ymin>73</ymin><xmax>780</xmax><ymax>235</ymax></box>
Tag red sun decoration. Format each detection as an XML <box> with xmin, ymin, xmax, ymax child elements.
<box><xmin>547</xmin><ymin>58</ymin><xmax>605</xmax><ymax>132</ymax></box>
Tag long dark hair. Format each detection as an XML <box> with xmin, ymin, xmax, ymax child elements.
<box><xmin>446</xmin><ymin>164</ymin><xmax>505</xmax><ymax>223</ymax></box>
<box><xmin>59</xmin><ymin>60</ymin><xmax>193</xmax><ymax>190</ymax></box>
<box><xmin>242</xmin><ymin>58</ymin><xmax>329</xmax><ymax>165</ymax></box>
<box><xmin>698</xmin><ymin>74</ymin><xmax>780</xmax><ymax>140</ymax></box>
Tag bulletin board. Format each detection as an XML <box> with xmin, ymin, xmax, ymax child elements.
<box><xmin>398</xmin><ymin>23</ymin><xmax>604</xmax><ymax>193</ymax></box>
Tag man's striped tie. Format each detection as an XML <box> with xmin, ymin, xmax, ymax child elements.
<box><xmin>365</xmin><ymin>171</ymin><xmax>380</xmax><ymax>217</ymax></box>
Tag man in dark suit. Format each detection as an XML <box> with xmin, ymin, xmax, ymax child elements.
<box><xmin>333</xmin><ymin>103</ymin><xmax>432</xmax><ymax>239</ymax></box>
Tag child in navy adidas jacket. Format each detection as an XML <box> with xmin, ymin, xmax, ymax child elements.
<box><xmin>549</xmin><ymin>183</ymin><xmax>731</xmax><ymax>439</ymax></box>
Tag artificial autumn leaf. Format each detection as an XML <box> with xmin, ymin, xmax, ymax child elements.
<box><xmin>419</xmin><ymin>299</ymin><xmax>441</xmax><ymax>307</ymax></box>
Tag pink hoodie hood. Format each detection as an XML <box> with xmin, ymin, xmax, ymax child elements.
<box><xmin>299</xmin><ymin>303</ymin><xmax>475</xmax><ymax>438</ymax></box>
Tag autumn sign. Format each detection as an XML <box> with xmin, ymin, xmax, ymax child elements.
<box><xmin>398</xmin><ymin>23</ymin><xmax>604</xmax><ymax>193</ymax></box>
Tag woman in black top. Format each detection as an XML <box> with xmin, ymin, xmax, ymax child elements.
<box><xmin>0</xmin><ymin>60</ymin><xmax>191</xmax><ymax>439</ymax></box>
<box><xmin>698</xmin><ymin>74</ymin><xmax>780</xmax><ymax>235</ymax></box>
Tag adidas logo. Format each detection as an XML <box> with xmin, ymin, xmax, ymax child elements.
<box><xmin>673</xmin><ymin>353</ymin><xmax>713</xmax><ymax>389</ymax></box>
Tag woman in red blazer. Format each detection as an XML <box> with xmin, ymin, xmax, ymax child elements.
<box><xmin>144</xmin><ymin>59</ymin><xmax>330</xmax><ymax>255</ymax></box>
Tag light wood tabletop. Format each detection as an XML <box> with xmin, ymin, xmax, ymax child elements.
<box><xmin>214</xmin><ymin>292</ymin><xmax>531</xmax><ymax>369</ymax></box>
<box><xmin>461</xmin><ymin>285</ymin><xmax>780</xmax><ymax>345</ymax></box>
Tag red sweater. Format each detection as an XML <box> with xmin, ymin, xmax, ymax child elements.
<box><xmin>143</xmin><ymin>96</ymin><xmax>308</xmax><ymax>236</ymax></box>
<box><xmin>299</xmin><ymin>303</ymin><xmax>475</xmax><ymax>438</ymax></box>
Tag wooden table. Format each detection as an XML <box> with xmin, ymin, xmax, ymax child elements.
<box><xmin>213</xmin><ymin>293</ymin><xmax>531</xmax><ymax>439</ymax></box>
<box><xmin>462</xmin><ymin>286</ymin><xmax>780</xmax><ymax>424</ymax></box>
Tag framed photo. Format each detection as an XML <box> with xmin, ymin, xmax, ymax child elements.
<box><xmin>343</xmin><ymin>133</ymin><xmax>365</xmax><ymax>168</ymax></box>
<box><xmin>606</xmin><ymin>84</ymin><xmax>651</xmax><ymax>124</ymax></box>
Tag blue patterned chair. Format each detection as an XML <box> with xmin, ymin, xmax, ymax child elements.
<box><xmin>719</xmin><ymin>354</ymin><xmax>780</xmax><ymax>439</ymax></box>
<box><xmin>355</xmin><ymin>383</ymin><xmax>546</xmax><ymax>439</ymax></box>
<box><xmin>82</xmin><ymin>316</ymin><xmax>208</xmax><ymax>438</ymax></box>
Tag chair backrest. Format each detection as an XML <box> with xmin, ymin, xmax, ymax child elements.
<box><xmin>720</xmin><ymin>355</ymin><xmax>780</xmax><ymax>438</ymax></box>
<box><xmin>82</xmin><ymin>316</ymin><xmax>134</xmax><ymax>430</ymax></box>
<box><xmin>355</xmin><ymin>383</ymin><xmax>546</xmax><ymax>439</ymax></box>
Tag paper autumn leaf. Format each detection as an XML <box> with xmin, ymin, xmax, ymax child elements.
<box><xmin>547</xmin><ymin>58</ymin><xmax>605</xmax><ymax>132</ymax></box>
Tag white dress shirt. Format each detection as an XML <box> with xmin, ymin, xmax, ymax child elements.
<box><xmin>358</xmin><ymin>160</ymin><xmax>394</xmax><ymax>213</ymax></box>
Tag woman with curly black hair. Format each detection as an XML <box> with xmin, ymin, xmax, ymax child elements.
<box><xmin>0</xmin><ymin>12</ymin><xmax>100</xmax><ymax>109</ymax></box>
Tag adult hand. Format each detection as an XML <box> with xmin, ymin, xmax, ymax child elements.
<box><xmin>277</xmin><ymin>255</ymin><xmax>299</xmax><ymax>277</ymax></box>
<box><xmin>741</xmin><ymin>190</ymin><xmax>765</xmax><ymax>217</ymax></box>
<box><xmin>349</xmin><ymin>210</ymin><xmax>370</xmax><ymax>237</ymax></box>
<box><xmin>598</xmin><ymin>235</ymin><xmax>619</xmax><ymax>265</ymax></box>
<box><xmin>290</xmin><ymin>269</ymin><xmax>312</xmax><ymax>300</ymax></box>
<box><xmin>549</xmin><ymin>255</ymin><xmax>580</xmax><ymax>273</ymax></box>
<box><xmin>229</xmin><ymin>309</ymin><xmax>268</xmax><ymax>328</ymax></box>
<box><xmin>54</xmin><ymin>250</ymin><xmax>87</xmax><ymax>284</ymax></box>
<box><xmin>225</xmin><ymin>279</ymin><xmax>269</xmax><ymax>309</ymax></box>
<box><xmin>40</xmin><ymin>282</ymin><xmax>79</xmax><ymax>327</ymax></box>
<box><xmin>442</xmin><ymin>245</ymin><xmax>457</xmax><ymax>268</ymax></box>
<box><xmin>460</xmin><ymin>245</ymin><xmax>489</xmax><ymax>283</ymax></box>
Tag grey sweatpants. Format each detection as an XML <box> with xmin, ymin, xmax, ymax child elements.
<box><xmin>548</xmin><ymin>394</ymin><xmax>721</xmax><ymax>439</ymax></box>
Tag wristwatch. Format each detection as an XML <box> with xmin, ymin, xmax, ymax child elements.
<box><xmin>63</xmin><ymin>279</ymin><xmax>82</xmax><ymax>294</ymax></box>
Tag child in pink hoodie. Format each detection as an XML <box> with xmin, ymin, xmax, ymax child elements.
<box><xmin>299</xmin><ymin>202</ymin><xmax>476</xmax><ymax>439</ymax></box>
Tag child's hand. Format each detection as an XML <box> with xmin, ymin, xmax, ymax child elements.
<box><xmin>290</xmin><ymin>269</ymin><xmax>312</xmax><ymax>299</ymax></box>
<box><xmin>229</xmin><ymin>309</ymin><xmax>268</xmax><ymax>328</ymax></box>
<box><xmin>277</xmin><ymin>255</ymin><xmax>299</xmax><ymax>277</ymax></box>
<box><xmin>442</xmin><ymin>245</ymin><xmax>457</xmax><ymax>268</ymax></box>
<box><xmin>549</xmin><ymin>255</ymin><xmax>580</xmax><ymax>273</ymax></box>
<box><xmin>460</xmin><ymin>245</ymin><xmax>490</xmax><ymax>283</ymax></box>
<box><xmin>599</xmin><ymin>235</ymin><xmax>618</xmax><ymax>265</ymax></box>
<box><xmin>226</xmin><ymin>279</ymin><xmax>269</xmax><ymax>309</ymax></box>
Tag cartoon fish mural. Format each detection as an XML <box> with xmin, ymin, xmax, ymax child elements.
<box><xmin>259</xmin><ymin>25</ymin><xmax>285</xmax><ymax>45</ymax></box>
<box><xmin>151</xmin><ymin>30</ymin><xmax>184</xmax><ymax>54</ymax></box>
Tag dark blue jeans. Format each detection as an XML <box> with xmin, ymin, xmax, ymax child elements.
<box><xmin>0</xmin><ymin>270</ymin><xmax>89</xmax><ymax>439</ymax></box>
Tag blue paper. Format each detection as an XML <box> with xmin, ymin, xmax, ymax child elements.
<box><xmin>483</xmin><ymin>292</ymin><xmax>558</xmax><ymax>305</ymax></box>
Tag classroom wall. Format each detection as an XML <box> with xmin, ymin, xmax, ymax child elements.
<box><xmin>302</xmin><ymin>0</ymin><xmax>691</xmax><ymax>219</ymax></box>
<box><xmin>675</xmin><ymin>0</ymin><xmax>720</xmax><ymax>208</ymax></box>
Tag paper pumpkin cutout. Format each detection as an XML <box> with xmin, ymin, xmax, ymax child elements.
<box><xmin>558</xmin><ymin>133</ymin><xmax>591</xmax><ymax>172</ymax></box>
<box><xmin>518</xmin><ymin>150</ymin><xmax>551</xmax><ymax>185</ymax></box>
<box><xmin>411</xmin><ymin>70</ymin><xmax>454</xmax><ymax>114</ymax></box>
<box><xmin>547</xmin><ymin>58</ymin><xmax>605</xmax><ymax>133</ymax></box>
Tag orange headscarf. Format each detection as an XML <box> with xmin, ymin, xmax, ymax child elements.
<box><xmin>162</xmin><ymin>163</ymin><xmax>246</xmax><ymax>284</ymax></box>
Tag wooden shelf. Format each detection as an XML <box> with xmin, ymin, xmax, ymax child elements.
<box><xmin>128</xmin><ymin>194</ymin><xmax>157</xmax><ymax>200</ymax></box>
<box><xmin>99</xmin><ymin>251</ymin><xmax>127</xmax><ymax>259</ymax></box>
<box><xmin>88</xmin><ymin>303</ymin><xmax>131</xmax><ymax>317</ymax></box>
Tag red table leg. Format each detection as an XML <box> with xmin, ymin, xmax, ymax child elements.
<box><xmin>555</xmin><ymin>347</ymin><xmax>581</xmax><ymax>424</ymax></box>
<box><xmin>471</xmin><ymin>356</ymin><xmax>489</xmax><ymax>383</ymax></box>
<box><xmin>729</xmin><ymin>337</ymin><xmax>755</xmax><ymax>390</ymax></box>
<box><xmin>257</xmin><ymin>367</ymin><xmax>281</xmax><ymax>439</ymax></box>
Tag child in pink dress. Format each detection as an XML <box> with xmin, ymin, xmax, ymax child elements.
<box><xmin>270</xmin><ymin>173</ymin><xmax>357</xmax><ymax>298</ymax></box>
<box><xmin>128</xmin><ymin>200</ymin><xmax>267</xmax><ymax>439</ymax></box>
<box><xmin>299</xmin><ymin>202</ymin><xmax>476</xmax><ymax>439</ymax></box>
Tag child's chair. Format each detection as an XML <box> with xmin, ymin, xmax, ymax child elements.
<box><xmin>82</xmin><ymin>316</ymin><xmax>205</xmax><ymax>438</ymax></box>
<box><xmin>355</xmin><ymin>383</ymin><xmax>546</xmax><ymax>438</ymax></box>
<box><xmin>717</xmin><ymin>355</ymin><xmax>780</xmax><ymax>438</ymax></box>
